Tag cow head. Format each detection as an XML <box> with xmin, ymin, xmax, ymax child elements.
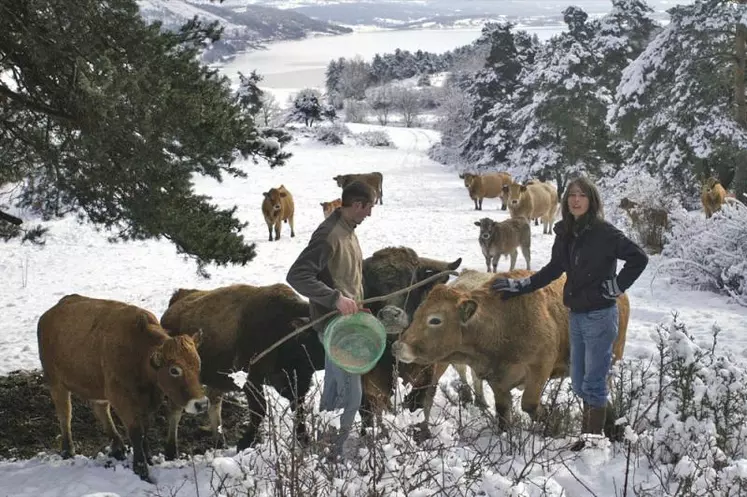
<box><xmin>263</xmin><ymin>187</ymin><xmax>287</xmax><ymax>213</ymax></box>
<box><xmin>702</xmin><ymin>177</ymin><xmax>720</xmax><ymax>196</ymax></box>
<box><xmin>462</xmin><ymin>173</ymin><xmax>476</xmax><ymax>189</ymax></box>
<box><xmin>363</xmin><ymin>246</ymin><xmax>462</xmax><ymax>322</ymax></box>
<box><xmin>149</xmin><ymin>323</ymin><xmax>208</xmax><ymax>415</ymax></box>
<box><xmin>618</xmin><ymin>197</ymin><xmax>638</xmax><ymax>212</ymax></box>
<box><xmin>320</xmin><ymin>199</ymin><xmax>341</xmax><ymax>218</ymax></box>
<box><xmin>505</xmin><ymin>182</ymin><xmax>528</xmax><ymax>207</ymax></box>
<box><xmin>474</xmin><ymin>217</ymin><xmax>497</xmax><ymax>242</ymax></box>
<box><xmin>332</xmin><ymin>175</ymin><xmax>349</xmax><ymax>188</ymax></box>
<box><xmin>392</xmin><ymin>285</ymin><xmax>478</xmax><ymax>365</ymax></box>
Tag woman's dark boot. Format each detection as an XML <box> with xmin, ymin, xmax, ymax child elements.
<box><xmin>571</xmin><ymin>402</ymin><xmax>607</xmax><ymax>452</ymax></box>
<box><xmin>570</xmin><ymin>402</ymin><xmax>591</xmax><ymax>452</ymax></box>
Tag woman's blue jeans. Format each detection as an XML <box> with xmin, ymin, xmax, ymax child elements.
<box><xmin>569</xmin><ymin>304</ymin><xmax>618</xmax><ymax>408</ymax></box>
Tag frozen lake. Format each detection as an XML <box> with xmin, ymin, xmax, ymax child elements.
<box><xmin>220</xmin><ymin>25</ymin><xmax>566</xmax><ymax>91</ymax></box>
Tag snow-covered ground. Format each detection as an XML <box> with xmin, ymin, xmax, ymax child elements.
<box><xmin>2</xmin><ymin>124</ymin><xmax>746</xmax><ymax>495</ymax></box>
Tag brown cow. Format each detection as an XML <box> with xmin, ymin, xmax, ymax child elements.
<box><xmin>37</xmin><ymin>295</ymin><xmax>207</xmax><ymax>482</ymax></box>
<box><xmin>460</xmin><ymin>172</ymin><xmax>512</xmax><ymax>211</ymax></box>
<box><xmin>360</xmin><ymin>246</ymin><xmax>462</xmax><ymax>439</ymax></box>
<box><xmin>160</xmin><ymin>283</ymin><xmax>323</xmax><ymax>458</ymax></box>
<box><xmin>504</xmin><ymin>181</ymin><xmax>558</xmax><ymax>234</ymax></box>
<box><xmin>333</xmin><ymin>172</ymin><xmax>384</xmax><ymax>204</ymax></box>
<box><xmin>262</xmin><ymin>185</ymin><xmax>295</xmax><ymax>241</ymax></box>
<box><xmin>320</xmin><ymin>198</ymin><xmax>342</xmax><ymax>218</ymax></box>
<box><xmin>701</xmin><ymin>177</ymin><xmax>729</xmax><ymax>219</ymax></box>
<box><xmin>392</xmin><ymin>269</ymin><xmax>629</xmax><ymax>431</ymax></box>
<box><xmin>475</xmin><ymin>217</ymin><xmax>531</xmax><ymax>272</ymax></box>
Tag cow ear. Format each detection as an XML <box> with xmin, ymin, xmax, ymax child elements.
<box><xmin>458</xmin><ymin>173</ymin><xmax>464</xmax><ymax>179</ymax></box>
<box><xmin>320</xmin><ymin>202</ymin><xmax>325</xmax><ymax>207</ymax></box>
<box><xmin>520</xmin><ymin>185</ymin><xmax>527</xmax><ymax>192</ymax></box>
<box><xmin>474</xmin><ymin>221</ymin><xmax>481</xmax><ymax>226</ymax></box>
<box><xmin>190</xmin><ymin>329</ymin><xmax>204</xmax><ymax>349</ymax></box>
<box><xmin>150</xmin><ymin>348</ymin><xmax>164</xmax><ymax>369</ymax></box>
<box><xmin>263</xmin><ymin>191</ymin><xmax>270</xmax><ymax>198</ymax></box>
<box><xmin>457</xmin><ymin>298</ymin><xmax>478</xmax><ymax>323</ymax></box>
<box><xmin>291</xmin><ymin>317</ymin><xmax>310</xmax><ymax>329</ymax></box>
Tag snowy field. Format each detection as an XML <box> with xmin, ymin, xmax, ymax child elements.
<box><xmin>1</xmin><ymin>122</ymin><xmax>747</xmax><ymax>496</ymax></box>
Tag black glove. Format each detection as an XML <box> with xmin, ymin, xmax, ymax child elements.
<box><xmin>491</xmin><ymin>277</ymin><xmax>531</xmax><ymax>300</ymax></box>
<box><xmin>601</xmin><ymin>277</ymin><xmax>623</xmax><ymax>300</ymax></box>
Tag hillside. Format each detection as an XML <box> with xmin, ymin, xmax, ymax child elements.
<box><xmin>137</xmin><ymin>0</ymin><xmax>352</xmax><ymax>62</ymax></box>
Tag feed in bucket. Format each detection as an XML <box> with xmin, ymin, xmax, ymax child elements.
<box><xmin>323</xmin><ymin>311</ymin><xmax>387</xmax><ymax>374</ymax></box>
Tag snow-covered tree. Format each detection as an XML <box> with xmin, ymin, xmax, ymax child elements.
<box><xmin>459</xmin><ymin>23</ymin><xmax>538</xmax><ymax>168</ymax></box>
<box><xmin>510</xmin><ymin>2</ymin><xmax>659</xmax><ymax>191</ymax></box>
<box><xmin>608</xmin><ymin>0</ymin><xmax>747</xmax><ymax>206</ymax></box>
<box><xmin>366</xmin><ymin>85</ymin><xmax>395</xmax><ymax>126</ymax></box>
<box><xmin>291</xmin><ymin>89</ymin><xmax>322</xmax><ymax>127</ymax></box>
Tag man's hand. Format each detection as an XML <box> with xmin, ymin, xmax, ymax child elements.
<box><xmin>336</xmin><ymin>295</ymin><xmax>359</xmax><ymax>315</ymax></box>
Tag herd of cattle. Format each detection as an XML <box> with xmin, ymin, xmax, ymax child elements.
<box><xmin>32</xmin><ymin>168</ymin><xmax>737</xmax><ymax>483</ymax></box>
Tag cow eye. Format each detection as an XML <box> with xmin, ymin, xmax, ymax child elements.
<box><xmin>169</xmin><ymin>366</ymin><xmax>183</xmax><ymax>377</ymax></box>
<box><xmin>427</xmin><ymin>317</ymin><xmax>442</xmax><ymax>326</ymax></box>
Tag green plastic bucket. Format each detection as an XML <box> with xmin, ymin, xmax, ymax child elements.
<box><xmin>323</xmin><ymin>311</ymin><xmax>387</xmax><ymax>374</ymax></box>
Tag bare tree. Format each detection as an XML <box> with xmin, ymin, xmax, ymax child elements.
<box><xmin>259</xmin><ymin>93</ymin><xmax>283</xmax><ymax>127</ymax></box>
<box><xmin>366</xmin><ymin>84</ymin><xmax>394</xmax><ymax>126</ymax></box>
<box><xmin>392</xmin><ymin>87</ymin><xmax>422</xmax><ymax>128</ymax></box>
<box><xmin>339</xmin><ymin>56</ymin><xmax>371</xmax><ymax>100</ymax></box>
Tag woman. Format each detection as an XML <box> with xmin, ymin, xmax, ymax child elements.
<box><xmin>491</xmin><ymin>176</ymin><xmax>648</xmax><ymax>450</ymax></box>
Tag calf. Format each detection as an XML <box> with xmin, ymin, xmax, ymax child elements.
<box><xmin>320</xmin><ymin>198</ymin><xmax>342</xmax><ymax>218</ymax></box>
<box><xmin>475</xmin><ymin>217</ymin><xmax>531</xmax><ymax>272</ymax></box>
<box><xmin>37</xmin><ymin>295</ymin><xmax>207</xmax><ymax>482</ymax></box>
<box><xmin>160</xmin><ymin>283</ymin><xmax>323</xmax><ymax>457</ymax></box>
<box><xmin>262</xmin><ymin>185</ymin><xmax>295</xmax><ymax>241</ymax></box>
<box><xmin>460</xmin><ymin>172</ymin><xmax>511</xmax><ymax>211</ymax></box>
<box><xmin>333</xmin><ymin>172</ymin><xmax>384</xmax><ymax>204</ymax></box>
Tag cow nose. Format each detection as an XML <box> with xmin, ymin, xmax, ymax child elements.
<box><xmin>185</xmin><ymin>396</ymin><xmax>210</xmax><ymax>414</ymax></box>
<box><xmin>273</xmin><ymin>205</ymin><xmax>281</xmax><ymax>211</ymax></box>
<box><xmin>481</xmin><ymin>233</ymin><xmax>490</xmax><ymax>240</ymax></box>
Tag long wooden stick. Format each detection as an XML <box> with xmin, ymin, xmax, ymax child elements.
<box><xmin>248</xmin><ymin>269</ymin><xmax>459</xmax><ymax>366</ymax></box>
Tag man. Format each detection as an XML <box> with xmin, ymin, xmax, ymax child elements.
<box><xmin>286</xmin><ymin>180</ymin><xmax>376</xmax><ymax>457</ymax></box>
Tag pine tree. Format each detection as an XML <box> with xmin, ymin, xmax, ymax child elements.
<box><xmin>609</xmin><ymin>0</ymin><xmax>746</xmax><ymax>204</ymax></box>
<box><xmin>460</xmin><ymin>22</ymin><xmax>538</xmax><ymax>168</ymax></box>
<box><xmin>0</xmin><ymin>0</ymin><xmax>292</xmax><ymax>272</ymax></box>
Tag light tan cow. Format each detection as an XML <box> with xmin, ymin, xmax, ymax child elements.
<box><xmin>504</xmin><ymin>181</ymin><xmax>558</xmax><ymax>234</ymax></box>
<box><xmin>392</xmin><ymin>269</ymin><xmax>629</xmax><ymax>430</ymax></box>
<box><xmin>460</xmin><ymin>172</ymin><xmax>512</xmax><ymax>211</ymax></box>
<box><xmin>262</xmin><ymin>185</ymin><xmax>295</xmax><ymax>241</ymax></box>
<box><xmin>701</xmin><ymin>177</ymin><xmax>729</xmax><ymax>219</ymax></box>
<box><xmin>37</xmin><ymin>295</ymin><xmax>207</xmax><ymax>482</ymax></box>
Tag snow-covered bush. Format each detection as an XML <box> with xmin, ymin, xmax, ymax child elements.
<box><xmin>601</xmin><ymin>169</ymin><xmax>681</xmax><ymax>254</ymax></box>
<box><xmin>354</xmin><ymin>130</ymin><xmax>394</xmax><ymax>148</ymax></box>
<box><xmin>314</xmin><ymin>123</ymin><xmax>349</xmax><ymax>145</ymax></box>
<box><xmin>659</xmin><ymin>201</ymin><xmax>747</xmax><ymax>303</ymax></box>
<box><xmin>611</xmin><ymin>316</ymin><xmax>747</xmax><ymax>495</ymax></box>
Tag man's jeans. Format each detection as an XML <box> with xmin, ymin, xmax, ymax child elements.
<box><xmin>569</xmin><ymin>304</ymin><xmax>619</xmax><ymax>408</ymax></box>
<box><xmin>319</xmin><ymin>351</ymin><xmax>362</xmax><ymax>451</ymax></box>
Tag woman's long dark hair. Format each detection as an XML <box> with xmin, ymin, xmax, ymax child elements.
<box><xmin>560</xmin><ymin>176</ymin><xmax>604</xmax><ymax>236</ymax></box>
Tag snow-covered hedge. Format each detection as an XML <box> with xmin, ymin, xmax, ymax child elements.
<box><xmin>353</xmin><ymin>130</ymin><xmax>394</xmax><ymax>148</ymax></box>
<box><xmin>659</xmin><ymin>201</ymin><xmax>747</xmax><ymax>304</ymax></box>
<box><xmin>314</xmin><ymin>123</ymin><xmax>350</xmax><ymax>145</ymax></box>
